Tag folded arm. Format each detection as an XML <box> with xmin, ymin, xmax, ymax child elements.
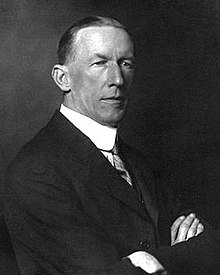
<box><xmin>171</xmin><ymin>213</ymin><xmax>204</xmax><ymax>245</ymax></box>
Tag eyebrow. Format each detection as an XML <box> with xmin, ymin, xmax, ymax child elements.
<box><xmin>93</xmin><ymin>53</ymin><xmax>109</xmax><ymax>59</ymax></box>
<box><xmin>92</xmin><ymin>53</ymin><xmax>135</xmax><ymax>61</ymax></box>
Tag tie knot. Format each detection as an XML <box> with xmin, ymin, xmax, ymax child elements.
<box><xmin>111</xmin><ymin>144</ymin><xmax>119</xmax><ymax>155</ymax></box>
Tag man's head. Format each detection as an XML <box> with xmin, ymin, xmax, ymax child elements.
<box><xmin>52</xmin><ymin>16</ymin><xmax>135</xmax><ymax>127</ymax></box>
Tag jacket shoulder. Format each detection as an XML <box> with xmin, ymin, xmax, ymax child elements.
<box><xmin>7</xmin><ymin>114</ymin><xmax>70</xmax><ymax>176</ymax></box>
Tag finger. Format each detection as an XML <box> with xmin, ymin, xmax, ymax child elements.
<box><xmin>171</xmin><ymin>216</ymin><xmax>185</xmax><ymax>245</ymax></box>
<box><xmin>196</xmin><ymin>223</ymin><xmax>204</xmax><ymax>236</ymax></box>
<box><xmin>186</xmin><ymin>218</ymin><xmax>200</xmax><ymax>240</ymax></box>
<box><xmin>176</xmin><ymin>213</ymin><xmax>196</xmax><ymax>242</ymax></box>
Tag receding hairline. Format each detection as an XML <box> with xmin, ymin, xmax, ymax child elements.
<box><xmin>67</xmin><ymin>26</ymin><xmax>132</xmax><ymax>65</ymax></box>
<box><xmin>72</xmin><ymin>26</ymin><xmax>132</xmax><ymax>59</ymax></box>
<box><xmin>57</xmin><ymin>16</ymin><xmax>133</xmax><ymax>65</ymax></box>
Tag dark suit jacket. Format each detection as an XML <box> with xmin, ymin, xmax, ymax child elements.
<box><xmin>4</xmin><ymin>111</ymin><xmax>220</xmax><ymax>274</ymax></box>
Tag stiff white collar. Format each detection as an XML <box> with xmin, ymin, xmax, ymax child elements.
<box><xmin>60</xmin><ymin>104</ymin><xmax>117</xmax><ymax>151</ymax></box>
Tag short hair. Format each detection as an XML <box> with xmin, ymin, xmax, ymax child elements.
<box><xmin>57</xmin><ymin>16</ymin><xmax>130</xmax><ymax>65</ymax></box>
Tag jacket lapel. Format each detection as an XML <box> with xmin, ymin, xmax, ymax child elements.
<box><xmin>89</xmin><ymin>147</ymin><xmax>149</xmax><ymax>220</ymax></box>
<box><xmin>45</xmin><ymin>111</ymin><xmax>154</xmax><ymax>222</ymax></box>
<box><xmin>119</xmin><ymin>140</ymin><xmax>159</xmax><ymax>227</ymax></box>
<box><xmin>46</xmin><ymin>110</ymin><xmax>92</xmax><ymax>166</ymax></box>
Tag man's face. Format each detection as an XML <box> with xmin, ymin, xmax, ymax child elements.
<box><xmin>65</xmin><ymin>26</ymin><xmax>134</xmax><ymax>127</ymax></box>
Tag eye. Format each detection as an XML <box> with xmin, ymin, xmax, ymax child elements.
<box><xmin>120</xmin><ymin>60</ymin><xmax>134</xmax><ymax>70</ymax></box>
<box><xmin>92</xmin><ymin>60</ymin><xmax>108</xmax><ymax>66</ymax></box>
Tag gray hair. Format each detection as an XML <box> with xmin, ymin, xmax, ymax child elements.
<box><xmin>57</xmin><ymin>16</ymin><xmax>130</xmax><ymax>65</ymax></box>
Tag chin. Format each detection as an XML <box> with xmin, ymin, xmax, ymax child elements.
<box><xmin>104</xmin><ymin>117</ymin><xmax>123</xmax><ymax>128</ymax></box>
<box><xmin>97</xmin><ymin>110</ymin><xmax>126</xmax><ymax>127</ymax></box>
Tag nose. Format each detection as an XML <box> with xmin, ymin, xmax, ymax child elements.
<box><xmin>108</xmin><ymin>64</ymin><xmax>124</xmax><ymax>87</ymax></box>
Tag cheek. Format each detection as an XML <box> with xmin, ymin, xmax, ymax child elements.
<box><xmin>69</xmin><ymin>65</ymin><xmax>91</xmax><ymax>90</ymax></box>
<box><xmin>69</xmin><ymin>70</ymin><xmax>81</xmax><ymax>91</ymax></box>
<box><xmin>125</xmin><ymin>73</ymin><xmax>134</xmax><ymax>86</ymax></box>
<box><xmin>76</xmin><ymin>72</ymin><xmax>101</xmax><ymax>92</ymax></box>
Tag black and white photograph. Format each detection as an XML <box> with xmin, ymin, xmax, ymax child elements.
<box><xmin>0</xmin><ymin>1</ymin><xmax>220</xmax><ymax>274</ymax></box>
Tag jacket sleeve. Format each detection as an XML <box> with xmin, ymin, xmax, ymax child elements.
<box><xmin>121</xmin><ymin>140</ymin><xmax>220</xmax><ymax>275</ymax></box>
<box><xmin>150</xmin><ymin>181</ymin><xmax>220</xmax><ymax>275</ymax></box>
<box><xmin>4</xmin><ymin>153</ymin><xmax>147</xmax><ymax>275</ymax></box>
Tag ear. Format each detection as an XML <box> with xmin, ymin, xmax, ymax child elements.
<box><xmin>51</xmin><ymin>64</ymin><xmax>71</xmax><ymax>92</ymax></box>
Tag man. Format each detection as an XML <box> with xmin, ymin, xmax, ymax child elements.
<box><xmin>4</xmin><ymin>16</ymin><xmax>219</xmax><ymax>274</ymax></box>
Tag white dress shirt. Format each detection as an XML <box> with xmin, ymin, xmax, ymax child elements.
<box><xmin>60</xmin><ymin>106</ymin><xmax>161</xmax><ymax>273</ymax></box>
<box><xmin>60</xmin><ymin>104</ymin><xmax>117</xmax><ymax>165</ymax></box>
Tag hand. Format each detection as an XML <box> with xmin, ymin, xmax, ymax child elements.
<box><xmin>171</xmin><ymin>213</ymin><xmax>204</xmax><ymax>246</ymax></box>
<box><xmin>127</xmin><ymin>251</ymin><xmax>166</xmax><ymax>274</ymax></box>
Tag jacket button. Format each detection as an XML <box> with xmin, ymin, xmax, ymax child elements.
<box><xmin>139</xmin><ymin>240</ymin><xmax>151</xmax><ymax>250</ymax></box>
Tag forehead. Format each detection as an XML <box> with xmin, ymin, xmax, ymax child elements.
<box><xmin>75</xmin><ymin>26</ymin><xmax>134</xmax><ymax>57</ymax></box>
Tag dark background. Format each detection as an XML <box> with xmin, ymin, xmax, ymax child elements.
<box><xmin>1</xmin><ymin>0</ymin><xmax>220</xmax><ymax>228</ymax></box>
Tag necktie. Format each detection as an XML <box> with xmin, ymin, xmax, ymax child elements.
<box><xmin>111</xmin><ymin>145</ymin><xmax>133</xmax><ymax>186</ymax></box>
<box><xmin>101</xmin><ymin>146</ymin><xmax>144</xmax><ymax>202</ymax></box>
